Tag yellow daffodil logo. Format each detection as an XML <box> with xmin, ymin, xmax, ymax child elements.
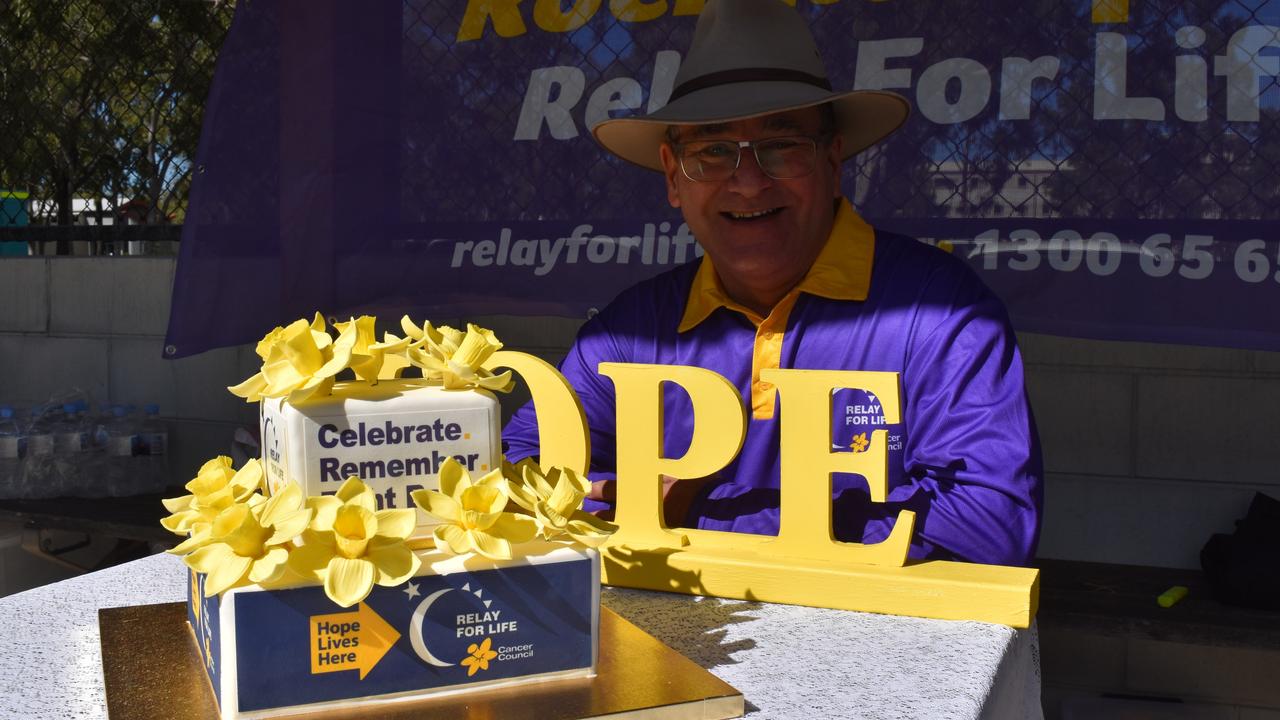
<box><xmin>504</xmin><ymin>460</ymin><xmax>617</xmax><ymax>546</ymax></box>
<box><xmin>850</xmin><ymin>433</ymin><xmax>869</xmax><ymax>453</ymax></box>
<box><xmin>228</xmin><ymin>313</ymin><xmax>357</xmax><ymax>403</ymax></box>
<box><xmin>162</xmin><ymin>457</ymin><xmax>266</xmax><ymax>554</ymax></box>
<box><xmin>411</xmin><ymin>458</ymin><xmax>538</xmax><ymax>560</ymax></box>
<box><xmin>285</xmin><ymin>477</ymin><xmax>421</xmax><ymax>608</ymax></box>
<box><xmin>180</xmin><ymin>482</ymin><xmax>314</xmax><ymax>596</ymax></box>
<box><xmin>460</xmin><ymin>637</ymin><xmax>498</xmax><ymax>677</ymax></box>
<box><xmin>399</xmin><ymin>317</ymin><xmax>514</xmax><ymax>392</ymax></box>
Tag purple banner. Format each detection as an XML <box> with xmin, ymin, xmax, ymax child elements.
<box><xmin>165</xmin><ymin>0</ymin><xmax>1280</xmax><ymax>358</ymax></box>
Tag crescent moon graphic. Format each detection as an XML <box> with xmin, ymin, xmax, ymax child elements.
<box><xmin>409</xmin><ymin>588</ymin><xmax>456</xmax><ymax>667</ymax></box>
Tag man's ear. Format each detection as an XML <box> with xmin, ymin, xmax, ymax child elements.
<box><xmin>827</xmin><ymin>133</ymin><xmax>844</xmax><ymax>199</ymax></box>
<box><xmin>659</xmin><ymin>143</ymin><xmax>682</xmax><ymax>209</ymax></box>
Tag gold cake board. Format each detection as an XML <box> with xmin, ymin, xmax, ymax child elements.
<box><xmin>100</xmin><ymin>602</ymin><xmax>744</xmax><ymax>720</ymax></box>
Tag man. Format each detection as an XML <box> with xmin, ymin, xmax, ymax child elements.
<box><xmin>504</xmin><ymin>0</ymin><xmax>1042</xmax><ymax>566</ymax></box>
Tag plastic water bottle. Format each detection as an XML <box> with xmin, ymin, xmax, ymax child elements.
<box><xmin>23</xmin><ymin>405</ymin><xmax>56</xmax><ymax>498</ymax></box>
<box><xmin>140</xmin><ymin>404</ymin><xmax>169</xmax><ymax>493</ymax></box>
<box><xmin>83</xmin><ymin>400</ymin><xmax>109</xmax><ymax>497</ymax></box>
<box><xmin>54</xmin><ymin>402</ymin><xmax>91</xmax><ymax>497</ymax></box>
<box><xmin>37</xmin><ymin>403</ymin><xmax>67</xmax><ymax>498</ymax></box>
<box><xmin>105</xmin><ymin>405</ymin><xmax>141</xmax><ymax>496</ymax></box>
<box><xmin>0</xmin><ymin>406</ymin><xmax>22</xmax><ymax>499</ymax></box>
<box><xmin>92</xmin><ymin>402</ymin><xmax>113</xmax><ymax>448</ymax></box>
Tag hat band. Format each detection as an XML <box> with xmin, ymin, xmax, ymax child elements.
<box><xmin>668</xmin><ymin>68</ymin><xmax>833</xmax><ymax>103</ymax></box>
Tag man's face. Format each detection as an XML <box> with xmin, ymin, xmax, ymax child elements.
<box><xmin>659</xmin><ymin>107</ymin><xmax>843</xmax><ymax>310</ymax></box>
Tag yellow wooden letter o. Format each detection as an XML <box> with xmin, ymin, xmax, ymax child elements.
<box><xmin>482</xmin><ymin>350</ymin><xmax>590</xmax><ymax>475</ymax></box>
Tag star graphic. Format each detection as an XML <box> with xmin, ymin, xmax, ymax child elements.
<box><xmin>403</xmin><ymin>581</ymin><xmax>421</xmax><ymax>600</ymax></box>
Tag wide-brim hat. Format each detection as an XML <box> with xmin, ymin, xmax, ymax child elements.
<box><xmin>592</xmin><ymin>0</ymin><xmax>910</xmax><ymax>172</ymax></box>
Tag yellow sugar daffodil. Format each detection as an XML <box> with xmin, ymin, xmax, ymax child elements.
<box><xmin>162</xmin><ymin>457</ymin><xmax>265</xmax><ymax>551</ymax></box>
<box><xmin>228</xmin><ymin>313</ymin><xmax>357</xmax><ymax>403</ymax></box>
<box><xmin>504</xmin><ymin>460</ymin><xmax>617</xmax><ymax>547</ymax></box>
<box><xmin>182</xmin><ymin>482</ymin><xmax>314</xmax><ymax>596</ymax></box>
<box><xmin>399</xmin><ymin>317</ymin><xmax>513</xmax><ymax>392</ymax></box>
<box><xmin>460</xmin><ymin>637</ymin><xmax>497</xmax><ymax>676</ymax></box>
<box><xmin>286</xmin><ymin>477</ymin><xmax>421</xmax><ymax>608</ymax></box>
<box><xmin>411</xmin><ymin>458</ymin><xmax>537</xmax><ymax>560</ymax></box>
<box><xmin>334</xmin><ymin>316</ymin><xmax>412</xmax><ymax>383</ymax></box>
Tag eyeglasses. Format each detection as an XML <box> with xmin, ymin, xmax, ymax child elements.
<box><xmin>672</xmin><ymin>134</ymin><xmax>829</xmax><ymax>182</ymax></box>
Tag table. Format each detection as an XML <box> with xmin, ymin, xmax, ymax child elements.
<box><xmin>0</xmin><ymin>553</ymin><xmax>1043</xmax><ymax>719</ymax></box>
<box><xmin>0</xmin><ymin>495</ymin><xmax>176</xmax><ymax>544</ymax></box>
<box><xmin>0</xmin><ymin>494</ymin><xmax>177</xmax><ymax>575</ymax></box>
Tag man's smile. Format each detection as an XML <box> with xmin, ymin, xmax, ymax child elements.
<box><xmin>723</xmin><ymin>207</ymin><xmax>784</xmax><ymax>221</ymax></box>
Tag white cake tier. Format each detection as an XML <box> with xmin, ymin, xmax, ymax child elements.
<box><xmin>192</xmin><ymin>542</ymin><xmax>600</xmax><ymax>720</ymax></box>
<box><xmin>259</xmin><ymin>379</ymin><xmax>501</xmax><ymax>537</ymax></box>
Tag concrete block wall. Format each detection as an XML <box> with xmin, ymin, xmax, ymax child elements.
<box><xmin>3</xmin><ymin>256</ymin><xmax>1274</xmax><ymax>570</ymax></box>
<box><xmin>1042</xmin><ymin>624</ymin><xmax>1280</xmax><ymax>718</ymax></box>
<box><xmin>1022</xmin><ymin>334</ymin><xmax>1280</xmax><ymax>569</ymax></box>
<box><xmin>0</xmin><ymin>258</ymin><xmax>258</xmax><ymax>485</ymax></box>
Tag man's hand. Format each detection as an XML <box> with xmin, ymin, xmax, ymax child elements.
<box><xmin>587</xmin><ymin>475</ymin><xmax>714</xmax><ymax>527</ymax></box>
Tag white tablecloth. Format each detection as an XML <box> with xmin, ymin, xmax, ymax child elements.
<box><xmin>0</xmin><ymin>553</ymin><xmax>1041</xmax><ymax>719</ymax></box>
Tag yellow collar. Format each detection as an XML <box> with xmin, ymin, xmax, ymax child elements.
<box><xmin>678</xmin><ymin>198</ymin><xmax>875</xmax><ymax>331</ymax></box>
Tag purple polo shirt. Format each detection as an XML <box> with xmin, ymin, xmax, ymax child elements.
<box><xmin>503</xmin><ymin>202</ymin><xmax>1043</xmax><ymax>566</ymax></box>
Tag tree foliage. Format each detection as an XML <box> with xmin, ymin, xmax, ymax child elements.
<box><xmin>0</xmin><ymin>0</ymin><xmax>233</xmax><ymax>227</ymax></box>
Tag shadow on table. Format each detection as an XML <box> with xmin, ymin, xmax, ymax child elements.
<box><xmin>601</xmin><ymin>547</ymin><xmax>761</xmax><ymax>672</ymax></box>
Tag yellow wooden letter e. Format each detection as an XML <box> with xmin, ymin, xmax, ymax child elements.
<box><xmin>764</xmin><ymin>368</ymin><xmax>916</xmax><ymax>566</ymax></box>
<box><xmin>597</xmin><ymin>362</ymin><xmax>746</xmax><ymax>548</ymax></box>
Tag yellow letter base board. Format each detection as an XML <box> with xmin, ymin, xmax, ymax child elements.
<box><xmin>600</xmin><ymin>544</ymin><xmax>1039</xmax><ymax>628</ymax></box>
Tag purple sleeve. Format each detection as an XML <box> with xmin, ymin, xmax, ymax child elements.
<box><xmin>863</xmin><ymin>292</ymin><xmax>1043</xmax><ymax>566</ymax></box>
<box><xmin>501</xmin><ymin>317</ymin><xmax>627</xmax><ymax>514</ymax></box>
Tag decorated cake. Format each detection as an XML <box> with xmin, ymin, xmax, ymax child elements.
<box><xmin>161</xmin><ymin>315</ymin><xmax>616</xmax><ymax>719</ymax></box>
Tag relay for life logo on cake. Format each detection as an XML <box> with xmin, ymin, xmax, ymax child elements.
<box><xmin>221</xmin><ymin>554</ymin><xmax>595</xmax><ymax>712</ymax></box>
<box><xmin>187</xmin><ymin>570</ymin><xmax>224</xmax><ymax>707</ymax></box>
<box><xmin>404</xmin><ymin>579</ymin><xmax>532</xmax><ymax>675</ymax></box>
<box><xmin>262</xmin><ymin>415</ymin><xmax>288</xmax><ymax>494</ymax></box>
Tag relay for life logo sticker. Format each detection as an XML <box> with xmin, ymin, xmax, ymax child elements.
<box><xmin>832</xmin><ymin>389</ymin><xmax>905</xmax><ymax>454</ymax></box>
<box><xmin>831</xmin><ymin>387</ymin><xmax>907</xmax><ymax>492</ymax></box>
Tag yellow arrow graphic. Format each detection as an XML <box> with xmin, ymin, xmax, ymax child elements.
<box><xmin>309</xmin><ymin>602</ymin><xmax>401</xmax><ymax>680</ymax></box>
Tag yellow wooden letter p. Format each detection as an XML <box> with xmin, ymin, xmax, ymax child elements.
<box><xmin>597</xmin><ymin>362</ymin><xmax>746</xmax><ymax>548</ymax></box>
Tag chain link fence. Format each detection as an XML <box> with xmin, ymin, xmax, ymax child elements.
<box><xmin>0</xmin><ymin>0</ymin><xmax>233</xmax><ymax>255</ymax></box>
<box><xmin>833</xmin><ymin>0</ymin><xmax>1279</xmax><ymax>224</ymax></box>
<box><xmin>392</xmin><ymin>0</ymin><xmax>1280</xmax><ymax>233</ymax></box>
